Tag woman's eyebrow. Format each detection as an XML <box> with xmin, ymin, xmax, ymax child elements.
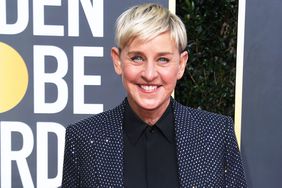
<box><xmin>127</xmin><ymin>51</ymin><xmax>173</xmax><ymax>56</ymax></box>
<box><xmin>127</xmin><ymin>51</ymin><xmax>143</xmax><ymax>55</ymax></box>
<box><xmin>157</xmin><ymin>52</ymin><xmax>174</xmax><ymax>56</ymax></box>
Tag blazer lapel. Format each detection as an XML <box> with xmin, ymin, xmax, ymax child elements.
<box><xmin>93</xmin><ymin>103</ymin><xmax>125</xmax><ymax>187</ymax></box>
<box><xmin>173</xmin><ymin>100</ymin><xmax>207</xmax><ymax>188</ymax></box>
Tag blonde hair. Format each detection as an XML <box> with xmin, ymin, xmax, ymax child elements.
<box><xmin>114</xmin><ymin>3</ymin><xmax>187</xmax><ymax>52</ymax></box>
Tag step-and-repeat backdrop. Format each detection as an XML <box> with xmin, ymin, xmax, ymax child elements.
<box><xmin>0</xmin><ymin>1</ymin><xmax>169</xmax><ymax>187</ymax></box>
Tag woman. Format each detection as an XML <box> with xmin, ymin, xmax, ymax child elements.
<box><xmin>62</xmin><ymin>3</ymin><xmax>247</xmax><ymax>187</ymax></box>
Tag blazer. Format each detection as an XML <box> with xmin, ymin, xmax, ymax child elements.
<box><xmin>62</xmin><ymin>98</ymin><xmax>247</xmax><ymax>188</ymax></box>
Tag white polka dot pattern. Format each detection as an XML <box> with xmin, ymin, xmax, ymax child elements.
<box><xmin>61</xmin><ymin>99</ymin><xmax>247</xmax><ymax>187</ymax></box>
<box><xmin>173</xmin><ymin>101</ymin><xmax>247</xmax><ymax>187</ymax></box>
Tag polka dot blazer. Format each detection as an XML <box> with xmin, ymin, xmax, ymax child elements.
<box><xmin>62</xmin><ymin>98</ymin><xmax>247</xmax><ymax>187</ymax></box>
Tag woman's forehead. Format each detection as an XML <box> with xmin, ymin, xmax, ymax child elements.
<box><xmin>124</xmin><ymin>32</ymin><xmax>178</xmax><ymax>51</ymax></box>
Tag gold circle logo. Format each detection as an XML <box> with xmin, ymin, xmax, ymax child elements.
<box><xmin>0</xmin><ymin>42</ymin><xmax>29</xmax><ymax>113</ymax></box>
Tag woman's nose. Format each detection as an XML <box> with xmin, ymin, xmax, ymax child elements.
<box><xmin>141</xmin><ymin>62</ymin><xmax>158</xmax><ymax>81</ymax></box>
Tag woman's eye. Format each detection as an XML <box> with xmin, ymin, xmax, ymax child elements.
<box><xmin>158</xmin><ymin>57</ymin><xmax>169</xmax><ymax>63</ymax></box>
<box><xmin>131</xmin><ymin>56</ymin><xmax>144</xmax><ymax>63</ymax></box>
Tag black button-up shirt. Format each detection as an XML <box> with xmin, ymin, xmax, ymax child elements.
<box><xmin>123</xmin><ymin>100</ymin><xmax>179</xmax><ymax>188</ymax></box>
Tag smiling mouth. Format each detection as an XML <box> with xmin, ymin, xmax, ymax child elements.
<box><xmin>139</xmin><ymin>85</ymin><xmax>159</xmax><ymax>92</ymax></box>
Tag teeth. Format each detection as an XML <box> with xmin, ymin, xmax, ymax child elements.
<box><xmin>140</xmin><ymin>85</ymin><xmax>157</xmax><ymax>92</ymax></box>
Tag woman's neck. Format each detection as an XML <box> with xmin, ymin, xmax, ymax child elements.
<box><xmin>127</xmin><ymin>99</ymin><xmax>170</xmax><ymax>126</ymax></box>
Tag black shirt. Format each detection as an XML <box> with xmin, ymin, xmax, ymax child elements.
<box><xmin>123</xmin><ymin>100</ymin><xmax>179</xmax><ymax>188</ymax></box>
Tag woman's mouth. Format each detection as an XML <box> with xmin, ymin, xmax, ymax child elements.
<box><xmin>139</xmin><ymin>85</ymin><xmax>159</xmax><ymax>92</ymax></box>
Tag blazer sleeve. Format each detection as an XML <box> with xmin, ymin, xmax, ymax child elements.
<box><xmin>224</xmin><ymin>117</ymin><xmax>248</xmax><ymax>187</ymax></box>
<box><xmin>61</xmin><ymin>125</ymin><xmax>80</xmax><ymax>188</ymax></box>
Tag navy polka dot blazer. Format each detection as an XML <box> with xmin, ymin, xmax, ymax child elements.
<box><xmin>62</xmin><ymin>98</ymin><xmax>247</xmax><ymax>187</ymax></box>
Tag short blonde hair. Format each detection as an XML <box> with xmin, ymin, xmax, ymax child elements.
<box><xmin>114</xmin><ymin>3</ymin><xmax>187</xmax><ymax>52</ymax></box>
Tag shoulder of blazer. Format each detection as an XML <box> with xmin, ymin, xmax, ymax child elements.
<box><xmin>172</xmin><ymin>98</ymin><xmax>235</xmax><ymax>156</ymax></box>
<box><xmin>172</xmin><ymin>98</ymin><xmax>233</xmax><ymax>134</ymax></box>
<box><xmin>65</xmin><ymin>100</ymin><xmax>126</xmax><ymax>140</ymax></box>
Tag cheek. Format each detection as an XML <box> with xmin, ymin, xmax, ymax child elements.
<box><xmin>161</xmin><ymin>68</ymin><xmax>179</xmax><ymax>83</ymax></box>
<box><xmin>121</xmin><ymin>65</ymin><xmax>138</xmax><ymax>83</ymax></box>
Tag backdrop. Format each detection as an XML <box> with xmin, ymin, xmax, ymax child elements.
<box><xmin>0</xmin><ymin>1</ymin><xmax>169</xmax><ymax>187</ymax></box>
<box><xmin>239</xmin><ymin>0</ymin><xmax>282</xmax><ymax>187</ymax></box>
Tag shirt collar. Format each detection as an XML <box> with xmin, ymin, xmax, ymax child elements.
<box><xmin>123</xmin><ymin>99</ymin><xmax>175</xmax><ymax>145</ymax></box>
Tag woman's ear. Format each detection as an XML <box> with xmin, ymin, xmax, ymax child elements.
<box><xmin>177</xmin><ymin>50</ymin><xmax>188</xmax><ymax>79</ymax></box>
<box><xmin>111</xmin><ymin>47</ymin><xmax>122</xmax><ymax>75</ymax></box>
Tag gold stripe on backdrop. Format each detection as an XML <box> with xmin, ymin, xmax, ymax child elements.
<box><xmin>169</xmin><ymin>0</ymin><xmax>176</xmax><ymax>14</ymax></box>
<box><xmin>235</xmin><ymin>0</ymin><xmax>246</xmax><ymax>149</ymax></box>
<box><xmin>170</xmin><ymin>0</ymin><xmax>176</xmax><ymax>98</ymax></box>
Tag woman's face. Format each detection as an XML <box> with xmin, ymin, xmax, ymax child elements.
<box><xmin>112</xmin><ymin>31</ymin><xmax>188</xmax><ymax>119</ymax></box>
